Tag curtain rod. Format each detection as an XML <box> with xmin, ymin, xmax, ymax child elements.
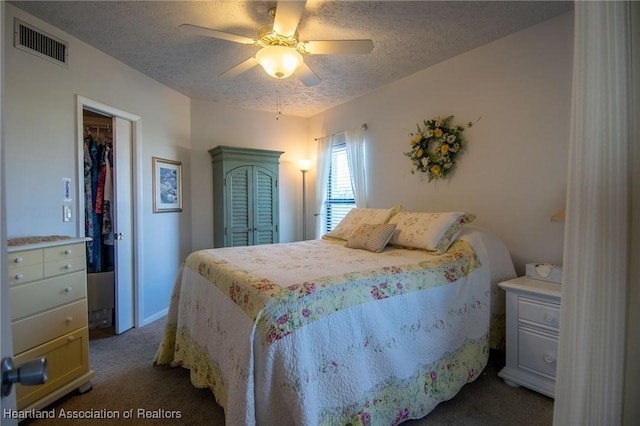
<box><xmin>314</xmin><ymin>123</ymin><xmax>367</xmax><ymax>141</ymax></box>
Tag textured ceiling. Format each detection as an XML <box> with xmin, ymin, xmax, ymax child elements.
<box><xmin>11</xmin><ymin>1</ymin><xmax>573</xmax><ymax>118</ymax></box>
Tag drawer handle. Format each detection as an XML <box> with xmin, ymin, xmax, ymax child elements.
<box><xmin>65</xmin><ymin>287</ymin><xmax>73</xmax><ymax>293</ymax></box>
<box><xmin>65</xmin><ymin>249</ymin><xmax>72</xmax><ymax>255</ymax></box>
<box><xmin>67</xmin><ymin>336</ymin><xmax>76</xmax><ymax>342</ymax></box>
<box><xmin>65</xmin><ymin>264</ymin><xmax>73</xmax><ymax>270</ymax></box>
<box><xmin>14</xmin><ymin>274</ymin><xmax>24</xmax><ymax>280</ymax></box>
<box><xmin>544</xmin><ymin>314</ymin><xmax>554</xmax><ymax>323</ymax></box>
<box><xmin>66</xmin><ymin>316</ymin><xmax>73</xmax><ymax>322</ymax></box>
<box><xmin>543</xmin><ymin>354</ymin><xmax>555</xmax><ymax>364</ymax></box>
<box><xmin>14</xmin><ymin>257</ymin><xmax>23</xmax><ymax>264</ymax></box>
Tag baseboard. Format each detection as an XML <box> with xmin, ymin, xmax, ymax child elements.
<box><xmin>141</xmin><ymin>308</ymin><xmax>168</xmax><ymax>326</ymax></box>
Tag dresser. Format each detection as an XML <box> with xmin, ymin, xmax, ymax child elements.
<box><xmin>209</xmin><ymin>145</ymin><xmax>283</xmax><ymax>248</ymax></box>
<box><xmin>498</xmin><ymin>276</ymin><xmax>561</xmax><ymax>398</ymax></box>
<box><xmin>7</xmin><ymin>237</ymin><xmax>94</xmax><ymax>411</ymax></box>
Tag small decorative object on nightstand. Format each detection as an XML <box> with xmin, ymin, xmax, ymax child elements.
<box><xmin>498</xmin><ymin>276</ymin><xmax>561</xmax><ymax>398</ymax></box>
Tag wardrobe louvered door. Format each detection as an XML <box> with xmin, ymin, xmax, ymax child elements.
<box><xmin>254</xmin><ymin>167</ymin><xmax>278</xmax><ymax>245</ymax></box>
<box><xmin>227</xmin><ymin>166</ymin><xmax>252</xmax><ymax>247</ymax></box>
<box><xmin>210</xmin><ymin>146</ymin><xmax>283</xmax><ymax>248</ymax></box>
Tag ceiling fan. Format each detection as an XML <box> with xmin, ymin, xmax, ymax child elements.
<box><xmin>180</xmin><ymin>0</ymin><xmax>374</xmax><ymax>87</ymax></box>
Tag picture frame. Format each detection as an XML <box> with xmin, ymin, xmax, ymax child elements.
<box><xmin>152</xmin><ymin>157</ymin><xmax>183</xmax><ymax>213</ymax></box>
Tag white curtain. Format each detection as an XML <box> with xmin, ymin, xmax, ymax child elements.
<box><xmin>553</xmin><ymin>2</ymin><xmax>632</xmax><ymax>424</ymax></box>
<box><xmin>345</xmin><ymin>126</ymin><xmax>367</xmax><ymax>207</ymax></box>
<box><xmin>314</xmin><ymin>135</ymin><xmax>332</xmax><ymax>238</ymax></box>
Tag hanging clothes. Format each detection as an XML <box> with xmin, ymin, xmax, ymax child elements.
<box><xmin>84</xmin><ymin>127</ymin><xmax>114</xmax><ymax>273</ymax></box>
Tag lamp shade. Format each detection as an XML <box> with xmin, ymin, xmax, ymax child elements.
<box><xmin>298</xmin><ymin>159</ymin><xmax>312</xmax><ymax>171</ymax></box>
<box><xmin>256</xmin><ymin>46</ymin><xmax>303</xmax><ymax>79</ymax></box>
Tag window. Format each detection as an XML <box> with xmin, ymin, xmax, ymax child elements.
<box><xmin>325</xmin><ymin>135</ymin><xmax>356</xmax><ymax>233</ymax></box>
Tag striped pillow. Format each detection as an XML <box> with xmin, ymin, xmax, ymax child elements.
<box><xmin>346</xmin><ymin>223</ymin><xmax>397</xmax><ymax>253</ymax></box>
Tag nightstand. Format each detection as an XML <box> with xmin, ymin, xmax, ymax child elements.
<box><xmin>498</xmin><ymin>276</ymin><xmax>561</xmax><ymax>398</ymax></box>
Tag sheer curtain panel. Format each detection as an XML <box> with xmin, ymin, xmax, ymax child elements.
<box><xmin>345</xmin><ymin>126</ymin><xmax>367</xmax><ymax>207</ymax></box>
<box><xmin>315</xmin><ymin>135</ymin><xmax>332</xmax><ymax>238</ymax></box>
<box><xmin>553</xmin><ymin>2</ymin><xmax>632</xmax><ymax>424</ymax></box>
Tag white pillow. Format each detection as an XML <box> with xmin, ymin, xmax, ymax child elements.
<box><xmin>324</xmin><ymin>205</ymin><xmax>401</xmax><ymax>241</ymax></box>
<box><xmin>388</xmin><ymin>212</ymin><xmax>475</xmax><ymax>253</ymax></box>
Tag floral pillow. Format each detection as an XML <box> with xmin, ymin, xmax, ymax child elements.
<box><xmin>346</xmin><ymin>223</ymin><xmax>397</xmax><ymax>253</ymax></box>
<box><xmin>324</xmin><ymin>204</ymin><xmax>402</xmax><ymax>241</ymax></box>
<box><xmin>388</xmin><ymin>212</ymin><xmax>476</xmax><ymax>254</ymax></box>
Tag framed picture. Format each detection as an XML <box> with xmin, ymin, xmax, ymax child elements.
<box><xmin>152</xmin><ymin>157</ymin><xmax>183</xmax><ymax>213</ymax></box>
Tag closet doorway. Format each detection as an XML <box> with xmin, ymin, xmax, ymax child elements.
<box><xmin>77</xmin><ymin>96</ymin><xmax>139</xmax><ymax>335</ymax></box>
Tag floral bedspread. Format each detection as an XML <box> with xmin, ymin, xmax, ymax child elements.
<box><xmin>154</xmin><ymin>227</ymin><xmax>515</xmax><ymax>426</ymax></box>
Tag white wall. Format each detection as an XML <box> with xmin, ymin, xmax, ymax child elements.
<box><xmin>309</xmin><ymin>12</ymin><xmax>574</xmax><ymax>274</ymax></box>
<box><xmin>4</xmin><ymin>5</ymin><xmax>192</xmax><ymax>324</ymax></box>
<box><xmin>190</xmin><ymin>99</ymin><xmax>309</xmax><ymax>250</ymax></box>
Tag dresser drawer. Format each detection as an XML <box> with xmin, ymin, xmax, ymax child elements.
<box><xmin>13</xmin><ymin>299</ymin><xmax>87</xmax><ymax>354</ymax></box>
<box><xmin>10</xmin><ymin>272</ymin><xmax>87</xmax><ymax>320</ymax></box>
<box><xmin>518</xmin><ymin>326</ymin><xmax>558</xmax><ymax>379</ymax></box>
<box><xmin>8</xmin><ymin>264</ymin><xmax>44</xmax><ymax>285</ymax></box>
<box><xmin>44</xmin><ymin>257</ymin><xmax>85</xmax><ymax>278</ymax></box>
<box><xmin>43</xmin><ymin>243</ymin><xmax>85</xmax><ymax>262</ymax></box>
<box><xmin>15</xmin><ymin>327</ymin><xmax>89</xmax><ymax>410</ymax></box>
<box><xmin>519</xmin><ymin>296</ymin><xmax>560</xmax><ymax>330</ymax></box>
<box><xmin>8</xmin><ymin>249</ymin><xmax>42</xmax><ymax>269</ymax></box>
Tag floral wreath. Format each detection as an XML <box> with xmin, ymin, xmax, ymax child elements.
<box><xmin>404</xmin><ymin>115</ymin><xmax>475</xmax><ymax>182</ymax></box>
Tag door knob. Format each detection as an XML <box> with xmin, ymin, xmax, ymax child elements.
<box><xmin>1</xmin><ymin>357</ymin><xmax>47</xmax><ymax>397</ymax></box>
<box><xmin>116</xmin><ymin>233</ymin><xmax>124</xmax><ymax>240</ymax></box>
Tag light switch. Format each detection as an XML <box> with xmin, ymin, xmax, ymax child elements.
<box><xmin>63</xmin><ymin>205</ymin><xmax>72</xmax><ymax>222</ymax></box>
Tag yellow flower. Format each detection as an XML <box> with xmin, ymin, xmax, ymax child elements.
<box><xmin>434</xmin><ymin>128</ymin><xmax>443</xmax><ymax>138</ymax></box>
<box><xmin>411</xmin><ymin>134</ymin><xmax>422</xmax><ymax>145</ymax></box>
<box><xmin>416</xmin><ymin>148</ymin><xmax>423</xmax><ymax>158</ymax></box>
<box><xmin>431</xmin><ymin>165</ymin><xmax>442</xmax><ymax>176</ymax></box>
<box><xmin>435</xmin><ymin>117</ymin><xmax>444</xmax><ymax>127</ymax></box>
<box><xmin>440</xmin><ymin>144</ymin><xmax>449</xmax><ymax>154</ymax></box>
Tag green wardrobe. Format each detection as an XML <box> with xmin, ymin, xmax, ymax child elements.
<box><xmin>209</xmin><ymin>146</ymin><xmax>283</xmax><ymax>248</ymax></box>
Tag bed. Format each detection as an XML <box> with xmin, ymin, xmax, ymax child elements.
<box><xmin>154</xmin><ymin>209</ymin><xmax>516</xmax><ymax>426</ymax></box>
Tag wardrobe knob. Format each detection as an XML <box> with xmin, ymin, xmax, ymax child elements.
<box><xmin>65</xmin><ymin>264</ymin><xmax>73</xmax><ymax>270</ymax></box>
<box><xmin>66</xmin><ymin>317</ymin><xmax>73</xmax><ymax>322</ymax></box>
<box><xmin>14</xmin><ymin>257</ymin><xmax>23</xmax><ymax>264</ymax></box>
<box><xmin>67</xmin><ymin>336</ymin><xmax>75</xmax><ymax>343</ymax></box>
<box><xmin>65</xmin><ymin>287</ymin><xmax>73</xmax><ymax>293</ymax></box>
<box><xmin>15</xmin><ymin>274</ymin><xmax>24</xmax><ymax>280</ymax></box>
<box><xmin>543</xmin><ymin>354</ymin><xmax>555</xmax><ymax>364</ymax></box>
<box><xmin>544</xmin><ymin>313</ymin><xmax>554</xmax><ymax>323</ymax></box>
<box><xmin>65</xmin><ymin>249</ymin><xmax>72</xmax><ymax>255</ymax></box>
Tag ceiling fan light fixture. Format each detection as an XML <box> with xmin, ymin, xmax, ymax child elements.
<box><xmin>256</xmin><ymin>45</ymin><xmax>303</xmax><ymax>79</ymax></box>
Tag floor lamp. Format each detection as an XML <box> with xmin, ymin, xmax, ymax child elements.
<box><xmin>299</xmin><ymin>160</ymin><xmax>311</xmax><ymax>240</ymax></box>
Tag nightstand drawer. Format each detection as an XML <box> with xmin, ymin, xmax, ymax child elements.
<box><xmin>44</xmin><ymin>257</ymin><xmax>85</xmax><ymax>278</ymax></box>
<box><xmin>518</xmin><ymin>326</ymin><xmax>558</xmax><ymax>379</ymax></box>
<box><xmin>519</xmin><ymin>296</ymin><xmax>560</xmax><ymax>330</ymax></box>
<box><xmin>8</xmin><ymin>264</ymin><xmax>44</xmax><ymax>285</ymax></box>
<box><xmin>13</xmin><ymin>299</ymin><xmax>87</xmax><ymax>354</ymax></box>
<box><xmin>10</xmin><ymin>271</ymin><xmax>87</xmax><ymax>320</ymax></box>
<box><xmin>8</xmin><ymin>249</ymin><xmax>42</xmax><ymax>269</ymax></box>
<box><xmin>43</xmin><ymin>243</ymin><xmax>85</xmax><ymax>262</ymax></box>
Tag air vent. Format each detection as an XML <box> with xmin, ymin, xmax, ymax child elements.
<box><xmin>14</xmin><ymin>18</ymin><xmax>68</xmax><ymax>67</ymax></box>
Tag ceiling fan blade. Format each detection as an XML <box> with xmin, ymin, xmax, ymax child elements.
<box><xmin>301</xmin><ymin>40</ymin><xmax>374</xmax><ymax>55</ymax></box>
<box><xmin>273</xmin><ymin>0</ymin><xmax>307</xmax><ymax>37</ymax></box>
<box><xmin>179</xmin><ymin>24</ymin><xmax>258</xmax><ymax>45</ymax></box>
<box><xmin>295</xmin><ymin>62</ymin><xmax>321</xmax><ymax>87</ymax></box>
<box><xmin>220</xmin><ymin>56</ymin><xmax>259</xmax><ymax>79</ymax></box>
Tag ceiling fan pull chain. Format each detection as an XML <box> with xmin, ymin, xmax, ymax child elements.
<box><xmin>276</xmin><ymin>80</ymin><xmax>282</xmax><ymax>120</ymax></box>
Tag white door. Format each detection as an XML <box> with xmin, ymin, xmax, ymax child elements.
<box><xmin>113</xmin><ymin>117</ymin><xmax>134</xmax><ymax>334</ymax></box>
<box><xmin>1</xmin><ymin>1</ymin><xmax>18</xmax><ymax>420</ymax></box>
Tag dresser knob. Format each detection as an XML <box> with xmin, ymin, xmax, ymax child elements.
<box><xmin>65</xmin><ymin>264</ymin><xmax>72</xmax><ymax>270</ymax></box>
<box><xmin>65</xmin><ymin>249</ymin><xmax>72</xmax><ymax>255</ymax></box>
<box><xmin>65</xmin><ymin>287</ymin><xmax>73</xmax><ymax>293</ymax></box>
<box><xmin>544</xmin><ymin>313</ymin><xmax>554</xmax><ymax>323</ymax></box>
<box><xmin>66</xmin><ymin>316</ymin><xmax>73</xmax><ymax>322</ymax></box>
<box><xmin>543</xmin><ymin>354</ymin><xmax>555</xmax><ymax>364</ymax></box>
<box><xmin>67</xmin><ymin>336</ymin><xmax>75</xmax><ymax>342</ymax></box>
<box><xmin>15</xmin><ymin>274</ymin><xmax>24</xmax><ymax>280</ymax></box>
<box><xmin>14</xmin><ymin>257</ymin><xmax>23</xmax><ymax>264</ymax></box>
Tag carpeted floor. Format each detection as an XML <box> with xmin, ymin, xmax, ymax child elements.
<box><xmin>20</xmin><ymin>318</ymin><xmax>553</xmax><ymax>425</ymax></box>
